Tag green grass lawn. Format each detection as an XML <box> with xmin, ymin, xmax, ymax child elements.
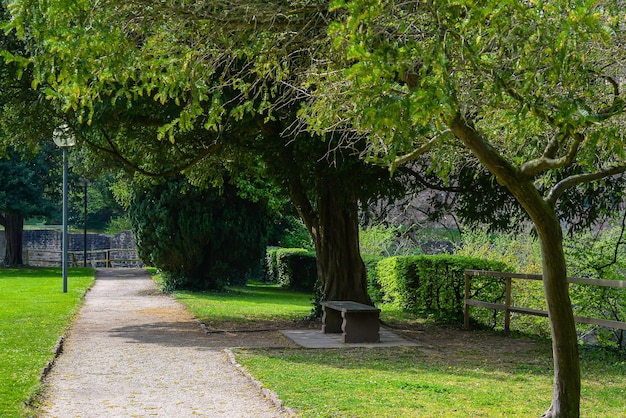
<box><xmin>172</xmin><ymin>280</ymin><xmax>315</xmax><ymax>329</ymax></box>
<box><xmin>0</xmin><ymin>268</ymin><xmax>94</xmax><ymax>418</ymax></box>
<box><xmin>235</xmin><ymin>345</ymin><xmax>626</xmax><ymax>417</ymax></box>
<box><xmin>172</xmin><ymin>280</ymin><xmax>626</xmax><ymax>417</ymax></box>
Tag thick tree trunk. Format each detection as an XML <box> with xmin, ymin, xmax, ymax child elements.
<box><xmin>3</xmin><ymin>212</ymin><xmax>24</xmax><ymax>266</ymax></box>
<box><xmin>314</xmin><ymin>179</ymin><xmax>371</xmax><ymax>304</ymax></box>
<box><xmin>450</xmin><ymin>115</ymin><xmax>580</xmax><ymax>417</ymax></box>
<box><xmin>288</xmin><ymin>174</ymin><xmax>372</xmax><ymax>305</ymax></box>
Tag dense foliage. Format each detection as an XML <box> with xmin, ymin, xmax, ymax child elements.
<box><xmin>375</xmin><ymin>255</ymin><xmax>510</xmax><ymax>322</ymax></box>
<box><xmin>264</xmin><ymin>248</ymin><xmax>317</xmax><ymax>292</ymax></box>
<box><xmin>129</xmin><ymin>179</ymin><xmax>269</xmax><ymax>290</ymax></box>
<box><xmin>0</xmin><ymin>145</ymin><xmax>60</xmax><ymax>265</ymax></box>
<box><xmin>0</xmin><ymin>146</ymin><xmax>58</xmax><ymax>219</ymax></box>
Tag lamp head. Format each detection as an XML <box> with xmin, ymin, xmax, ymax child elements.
<box><xmin>53</xmin><ymin>125</ymin><xmax>76</xmax><ymax>147</ymax></box>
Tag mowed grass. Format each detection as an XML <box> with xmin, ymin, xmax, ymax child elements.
<box><xmin>0</xmin><ymin>268</ymin><xmax>94</xmax><ymax>418</ymax></box>
<box><xmin>173</xmin><ymin>279</ymin><xmax>626</xmax><ymax>417</ymax></box>
<box><xmin>173</xmin><ymin>280</ymin><xmax>315</xmax><ymax>328</ymax></box>
<box><xmin>235</xmin><ymin>345</ymin><xmax>626</xmax><ymax>417</ymax></box>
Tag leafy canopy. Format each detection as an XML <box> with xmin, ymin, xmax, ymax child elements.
<box><xmin>306</xmin><ymin>0</ymin><xmax>626</xmax><ymax>191</ymax></box>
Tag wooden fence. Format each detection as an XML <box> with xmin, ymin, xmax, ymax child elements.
<box><xmin>464</xmin><ymin>269</ymin><xmax>626</xmax><ymax>335</ymax></box>
<box><xmin>25</xmin><ymin>248</ymin><xmax>143</xmax><ymax>268</ymax></box>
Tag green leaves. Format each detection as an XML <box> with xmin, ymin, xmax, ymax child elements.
<box><xmin>313</xmin><ymin>0</ymin><xmax>626</xmax><ymax>192</ymax></box>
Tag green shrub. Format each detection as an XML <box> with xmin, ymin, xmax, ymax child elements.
<box><xmin>565</xmin><ymin>225</ymin><xmax>626</xmax><ymax>349</ymax></box>
<box><xmin>265</xmin><ymin>248</ymin><xmax>318</xmax><ymax>292</ymax></box>
<box><xmin>376</xmin><ymin>255</ymin><xmax>510</xmax><ymax>323</ymax></box>
<box><xmin>363</xmin><ymin>254</ymin><xmax>385</xmax><ymax>303</ymax></box>
<box><xmin>454</xmin><ymin>229</ymin><xmax>542</xmax><ymax>274</ymax></box>
<box><xmin>129</xmin><ymin>178</ymin><xmax>269</xmax><ymax>291</ymax></box>
<box><xmin>360</xmin><ymin>225</ymin><xmax>398</xmax><ymax>256</ymax></box>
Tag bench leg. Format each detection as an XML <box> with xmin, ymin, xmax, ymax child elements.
<box><xmin>321</xmin><ymin>307</ymin><xmax>342</xmax><ymax>334</ymax></box>
<box><xmin>342</xmin><ymin>312</ymin><xmax>380</xmax><ymax>343</ymax></box>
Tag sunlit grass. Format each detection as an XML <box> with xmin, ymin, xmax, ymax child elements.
<box><xmin>0</xmin><ymin>268</ymin><xmax>94</xmax><ymax>417</ymax></box>
<box><xmin>236</xmin><ymin>347</ymin><xmax>552</xmax><ymax>417</ymax></box>
<box><xmin>236</xmin><ymin>344</ymin><xmax>626</xmax><ymax>417</ymax></box>
<box><xmin>173</xmin><ymin>280</ymin><xmax>315</xmax><ymax>328</ymax></box>
<box><xmin>170</xmin><ymin>278</ymin><xmax>626</xmax><ymax>417</ymax></box>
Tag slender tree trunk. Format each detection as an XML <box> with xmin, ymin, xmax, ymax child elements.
<box><xmin>535</xmin><ymin>211</ymin><xmax>581</xmax><ymax>418</ymax></box>
<box><xmin>3</xmin><ymin>212</ymin><xmax>24</xmax><ymax>266</ymax></box>
<box><xmin>450</xmin><ymin>115</ymin><xmax>580</xmax><ymax>417</ymax></box>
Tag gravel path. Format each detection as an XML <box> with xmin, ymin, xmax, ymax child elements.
<box><xmin>38</xmin><ymin>269</ymin><xmax>291</xmax><ymax>418</ymax></box>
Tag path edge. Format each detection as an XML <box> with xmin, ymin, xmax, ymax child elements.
<box><xmin>39</xmin><ymin>274</ymin><xmax>98</xmax><ymax>381</ymax></box>
<box><xmin>223</xmin><ymin>348</ymin><xmax>298</xmax><ymax>417</ymax></box>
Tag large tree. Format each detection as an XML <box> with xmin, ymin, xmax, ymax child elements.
<box><xmin>5</xmin><ymin>0</ymin><xmax>412</xmax><ymax>304</ymax></box>
<box><xmin>129</xmin><ymin>176</ymin><xmax>270</xmax><ymax>290</ymax></box>
<box><xmin>305</xmin><ymin>1</ymin><xmax>626</xmax><ymax>416</ymax></box>
<box><xmin>0</xmin><ymin>2</ymin><xmax>68</xmax><ymax>266</ymax></box>
<box><xmin>0</xmin><ymin>146</ymin><xmax>59</xmax><ymax>265</ymax></box>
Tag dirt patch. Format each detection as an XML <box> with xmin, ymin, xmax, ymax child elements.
<box><xmin>198</xmin><ymin>316</ymin><xmax>552</xmax><ymax>368</ymax></box>
<box><xmin>388</xmin><ymin>322</ymin><xmax>552</xmax><ymax>368</ymax></box>
<box><xmin>197</xmin><ymin>318</ymin><xmax>321</xmax><ymax>348</ymax></box>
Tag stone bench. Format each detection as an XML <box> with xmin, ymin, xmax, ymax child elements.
<box><xmin>320</xmin><ymin>301</ymin><xmax>381</xmax><ymax>343</ymax></box>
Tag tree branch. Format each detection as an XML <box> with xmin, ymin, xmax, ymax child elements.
<box><xmin>592</xmin><ymin>209</ymin><xmax>626</xmax><ymax>271</ymax></box>
<box><xmin>519</xmin><ymin>132</ymin><xmax>583</xmax><ymax>177</ymax></box>
<box><xmin>392</xmin><ymin>131</ymin><xmax>448</xmax><ymax>169</ymax></box>
<box><xmin>84</xmin><ymin>129</ymin><xmax>222</xmax><ymax>178</ymax></box>
<box><xmin>546</xmin><ymin>164</ymin><xmax>626</xmax><ymax>207</ymax></box>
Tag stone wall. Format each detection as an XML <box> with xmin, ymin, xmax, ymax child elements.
<box><xmin>0</xmin><ymin>230</ymin><xmax>142</xmax><ymax>267</ymax></box>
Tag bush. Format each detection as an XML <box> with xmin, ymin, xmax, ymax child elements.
<box><xmin>264</xmin><ymin>248</ymin><xmax>318</xmax><ymax>292</ymax></box>
<box><xmin>360</xmin><ymin>225</ymin><xmax>398</xmax><ymax>256</ymax></box>
<box><xmin>363</xmin><ymin>254</ymin><xmax>385</xmax><ymax>303</ymax></box>
<box><xmin>264</xmin><ymin>247</ymin><xmax>280</xmax><ymax>283</ymax></box>
<box><xmin>565</xmin><ymin>225</ymin><xmax>626</xmax><ymax>349</ymax></box>
<box><xmin>129</xmin><ymin>178</ymin><xmax>269</xmax><ymax>291</ymax></box>
<box><xmin>454</xmin><ymin>228</ymin><xmax>550</xmax><ymax>335</ymax></box>
<box><xmin>376</xmin><ymin>255</ymin><xmax>510</xmax><ymax>323</ymax></box>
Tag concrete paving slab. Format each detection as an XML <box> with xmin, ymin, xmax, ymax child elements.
<box><xmin>279</xmin><ymin>327</ymin><xmax>418</xmax><ymax>348</ymax></box>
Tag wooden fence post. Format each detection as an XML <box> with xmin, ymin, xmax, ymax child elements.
<box><xmin>464</xmin><ymin>272</ymin><xmax>471</xmax><ymax>330</ymax></box>
<box><xmin>504</xmin><ymin>277</ymin><xmax>512</xmax><ymax>335</ymax></box>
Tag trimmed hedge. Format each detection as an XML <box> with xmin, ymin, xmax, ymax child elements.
<box><xmin>265</xmin><ymin>247</ymin><xmax>318</xmax><ymax>292</ymax></box>
<box><xmin>264</xmin><ymin>247</ymin><xmax>281</xmax><ymax>283</ymax></box>
<box><xmin>376</xmin><ymin>255</ymin><xmax>510</xmax><ymax>321</ymax></box>
<box><xmin>363</xmin><ymin>254</ymin><xmax>385</xmax><ymax>304</ymax></box>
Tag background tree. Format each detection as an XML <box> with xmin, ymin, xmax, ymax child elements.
<box><xmin>0</xmin><ymin>145</ymin><xmax>59</xmax><ymax>265</ymax></box>
<box><xmin>4</xmin><ymin>0</ymin><xmax>416</xmax><ymax>305</ymax></box>
<box><xmin>306</xmin><ymin>1</ymin><xmax>626</xmax><ymax>416</ymax></box>
<box><xmin>128</xmin><ymin>177</ymin><xmax>270</xmax><ymax>290</ymax></box>
<box><xmin>67</xmin><ymin>173</ymin><xmax>127</xmax><ymax>232</ymax></box>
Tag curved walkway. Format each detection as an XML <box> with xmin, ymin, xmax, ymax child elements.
<box><xmin>39</xmin><ymin>269</ymin><xmax>290</xmax><ymax>418</ymax></box>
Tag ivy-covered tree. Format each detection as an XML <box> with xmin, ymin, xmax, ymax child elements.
<box><xmin>128</xmin><ymin>177</ymin><xmax>270</xmax><ymax>290</ymax></box>
<box><xmin>306</xmin><ymin>1</ymin><xmax>626</xmax><ymax>416</ymax></box>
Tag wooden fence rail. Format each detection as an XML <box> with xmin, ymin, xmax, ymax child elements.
<box><xmin>464</xmin><ymin>269</ymin><xmax>626</xmax><ymax>335</ymax></box>
<box><xmin>25</xmin><ymin>249</ymin><xmax>142</xmax><ymax>268</ymax></box>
